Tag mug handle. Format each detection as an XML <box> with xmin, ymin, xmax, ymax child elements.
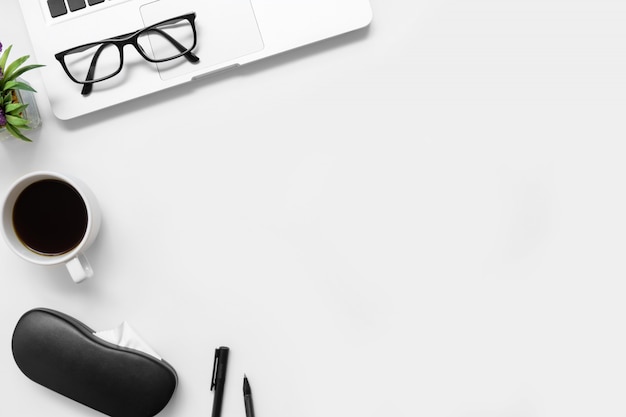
<box><xmin>65</xmin><ymin>253</ymin><xmax>93</xmax><ymax>284</ymax></box>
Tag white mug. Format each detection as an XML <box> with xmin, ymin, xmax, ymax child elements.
<box><xmin>1</xmin><ymin>171</ymin><xmax>101</xmax><ymax>283</ymax></box>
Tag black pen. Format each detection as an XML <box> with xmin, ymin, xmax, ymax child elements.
<box><xmin>211</xmin><ymin>347</ymin><xmax>229</xmax><ymax>417</ymax></box>
<box><xmin>243</xmin><ymin>374</ymin><xmax>255</xmax><ymax>417</ymax></box>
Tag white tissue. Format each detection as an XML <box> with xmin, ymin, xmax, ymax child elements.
<box><xmin>94</xmin><ymin>321</ymin><xmax>162</xmax><ymax>360</ymax></box>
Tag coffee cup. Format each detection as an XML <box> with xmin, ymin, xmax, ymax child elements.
<box><xmin>1</xmin><ymin>171</ymin><xmax>101</xmax><ymax>283</ymax></box>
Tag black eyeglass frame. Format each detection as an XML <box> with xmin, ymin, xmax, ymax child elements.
<box><xmin>54</xmin><ymin>12</ymin><xmax>199</xmax><ymax>94</ymax></box>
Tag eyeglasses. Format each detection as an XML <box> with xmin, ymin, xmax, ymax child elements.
<box><xmin>55</xmin><ymin>13</ymin><xmax>200</xmax><ymax>96</ymax></box>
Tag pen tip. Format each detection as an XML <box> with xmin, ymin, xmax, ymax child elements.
<box><xmin>243</xmin><ymin>374</ymin><xmax>251</xmax><ymax>393</ymax></box>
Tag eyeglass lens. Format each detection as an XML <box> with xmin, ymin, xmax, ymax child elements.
<box><xmin>63</xmin><ymin>43</ymin><xmax>121</xmax><ymax>83</ymax></box>
<box><xmin>62</xmin><ymin>17</ymin><xmax>195</xmax><ymax>83</ymax></box>
<box><xmin>138</xmin><ymin>18</ymin><xmax>196</xmax><ymax>61</ymax></box>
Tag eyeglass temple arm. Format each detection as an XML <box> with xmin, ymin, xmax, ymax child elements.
<box><xmin>80</xmin><ymin>43</ymin><xmax>112</xmax><ymax>96</ymax></box>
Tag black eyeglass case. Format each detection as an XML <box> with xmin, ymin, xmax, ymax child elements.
<box><xmin>12</xmin><ymin>308</ymin><xmax>177</xmax><ymax>417</ymax></box>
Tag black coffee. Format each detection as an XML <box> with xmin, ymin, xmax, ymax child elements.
<box><xmin>12</xmin><ymin>179</ymin><xmax>88</xmax><ymax>255</ymax></box>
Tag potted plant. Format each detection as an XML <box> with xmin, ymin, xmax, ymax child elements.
<box><xmin>0</xmin><ymin>42</ymin><xmax>44</xmax><ymax>142</ymax></box>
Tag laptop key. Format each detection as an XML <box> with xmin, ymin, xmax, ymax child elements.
<box><xmin>87</xmin><ymin>0</ymin><xmax>105</xmax><ymax>4</ymax></box>
<box><xmin>67</xmin><ymin>0</ymin><xmax>86</xmax><ymax>11</ymax></box>
<box><xmin>47</xmin><ymin>0</ymin><xmax>67</xmax><ymax>17</ymax></box>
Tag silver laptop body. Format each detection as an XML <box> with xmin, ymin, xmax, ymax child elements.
<box><xmin>18</xmin><ymin>0</ymin><xmax>372</xmax><ymax>119</ymax></box>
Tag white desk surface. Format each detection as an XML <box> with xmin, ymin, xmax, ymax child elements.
<box><xmin>3</xmin><ymin>1</ymin><xmax>626</xmax><ymax>416</ymax></box>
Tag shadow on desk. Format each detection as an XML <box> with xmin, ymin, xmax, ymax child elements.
<box><xmin>61</xmin><ymin>26</ymin><xmax>372</xmax><ymax>132</ymax></box>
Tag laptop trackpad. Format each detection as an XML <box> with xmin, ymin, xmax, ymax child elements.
<box><xmin>139</xmin><ymin>0</ymin><xmax>264</xmax><ymax>80</ymax></box>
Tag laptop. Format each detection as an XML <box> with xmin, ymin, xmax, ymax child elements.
<box><xmin>18</xmin><ymin>0</ymin><xmax>372</xmax><ymax>120</ymax></box>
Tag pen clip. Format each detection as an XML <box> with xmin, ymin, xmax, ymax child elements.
<box><xmin>211</xmin><ymin>348</ymin><xmax>219</xmax><ymax>391</ymax></box>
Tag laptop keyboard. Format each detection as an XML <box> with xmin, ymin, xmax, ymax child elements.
<box><xmin>47</xmin><ymin>0</ymin><xmax>111</xmax><ymax>18</ymax></box>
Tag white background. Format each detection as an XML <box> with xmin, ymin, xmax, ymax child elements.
<box><xmin>3</xmin><ymin>0</ymin><xmax>626</xmax><ymax>416</ymax></box>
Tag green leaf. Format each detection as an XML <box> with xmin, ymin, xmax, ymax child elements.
<box><xmin>4</xmin><ymin>55</ymin><xmax>30</xmax><ymax>79</ymax></box>
<box><xmin>3</xmin><ymin>91</ymin><xmax>12</xmax><ymax>105</ymax></box>
<box><xmin>6</xmin><ymin>103</ymin><xmax>28</xmax><ymax>115</ymax></box>
<box><xmin>3</xmin><ymin>64</ymin><xmax>45</xmax><ymax>84</ymax></box>
<box><xmin>8</xmin><ymin>82</ymin><xmax>37</xmax><ymax>93</ymax></box>
<box><xmin>5</xmin><ymin>123</ymin><xmax>32</xmax><ymax>142</ymax></box>
<box><xmin>2</xmin><ymin>80</ymin><xmax>18</xmax><ymax>91</ymax></box>
<box><xmin>0</xmin><ymin>45</ymin><xmax>12</xmax><ymax>73</ymax></box>
<box><xmin>5</xmin><ymin>114</ymin><xmax>29</xmax><ymax>127</ymax></box>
